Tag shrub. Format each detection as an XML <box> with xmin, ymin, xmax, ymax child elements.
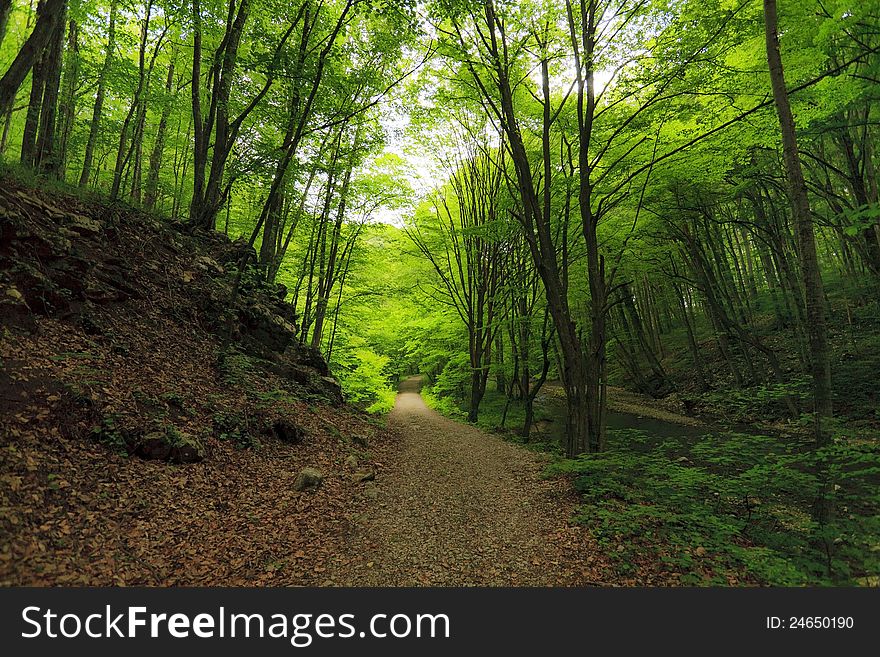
<box><xmin>546</xmin><ymin>428</ymin><xmax>880</xmax><ymax>585</ymax></box>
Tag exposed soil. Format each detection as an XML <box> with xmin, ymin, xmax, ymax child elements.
<box><xmin>330</xmin><ymin>377</ymin><xmax>615</xmax><ymax>586</ymax></box>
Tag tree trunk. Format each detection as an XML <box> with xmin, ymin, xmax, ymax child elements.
<box><xmin>251</xmin><ymin>1</ymin><xmax>354</xmax><ymax>242</ymax></box>
<box><xmin>144</xmin><ymin>60</ymin><xmax>175</xmax><ymax>210</ymax></box>
<box><xmin>468</xmin><ymin>368</ymin><xmax>484</xmax><ymax>423</ymax></box>
<box><xmin>79</xmin><ymin>0</ymin><xmax>116</xmax><ymax>187</ymax></box>
<box><xmin>20</xmin><ymin>50</ymin><xmax>45</xmax><ymax>166</ymax></box>
<box><xmin>0</xmin><ymin>0</ymin><xmax>66</xmax><ymax>118</ymax></box>
<box><xmin>259</xmin><ymin>188</ymin><xmax>283</xmax><ymax>275</ymax></box>
<box><xmin>0</xmin><ymin>0</ymin><xmax>14</xmax><ymax>49</ymax></box>
<box><xmin>110</xmin><ymin>0</ymin><xmax>152</xmax><ymax>200</ymax></box>
<box><xmin>621</xmin><ymin>283</ymin><xmax>669</xmax><ymax>396</ymax></box>
<box><xmin>670</xmin><ymin>273</ymin><xmax>708</xmax><ymax>391</ymax></box>
<box><xmin>764</xmin><ymin>0</ymin><xmax>833</xmax><ymax>443</ymax></box>
<box><xmin>190</xmin><ymin>0</ymin><xmax>274</xmax><ymax>229</ymax></box>
<box><xmin>55</xmin><ymin>18</ymin><xmax>79</xmax><ymax>178</ymax></box>
<box><xmin>34</xmin><ymin>6</ymin><xmax>64</xmax><ymax>174</ymax></box>
<box><xmin>522</xmin><ymin>397</ymin><xmax>534</xmax><ymax>441</ymax></box>
<box><xmin>492</xmin><ymin>332</ymin><xmax>505</xmax><ymax>393</ymax></box>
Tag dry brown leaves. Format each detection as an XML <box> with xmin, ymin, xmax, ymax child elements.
<box><xmin>0</xmin><ymin>183</ymin><xmax>385</xmax><ymax>586</ymax></box>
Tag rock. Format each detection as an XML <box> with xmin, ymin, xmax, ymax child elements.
<box><xmin>294</xmin><ymin>467</ymin><xmax>323</xmax><ymax>492</ymax></box>
<box><xmin>321</xmin><ymin>376</ymin><xmax>342</xmax><ymax>394</ymax></box>
<box><xmin>351</xmin><ymin>434</ymin><xmax>369</xmax><ymax>449</ymax></box>
<box><xmin>265</xmin><ymin>360</ymin><xmax>313</xmax><ymax>386</ymax></box>
<box><xmin>363</xmin><ymin>482</ymin><xmax>379</xmax><ymax>500</ymax></box>
<box><xmin>240</xmin><ymin>301</ymin><xmax>298</xmax><ymax>354</ymax></box>
<box><xmin>0</xmin><ymin>286</ymin><xmax>37</xmax><ymax>332</ymax></box>
<box><xmin>219</xmin><ymin>237</ymin><xmax>257</xmax><ymax>265</ymax></box>
<box><xmin>135</xmin><ymin>432</ymin><xmax>173</xmax><ymax>461</ymax></box>
<box><xmin>66</xmin><ymin>215</ymin><xmax>102</xmax><ymax>236</ymax></box>
<box><xmin>171</xmin><ymin>438</ymin><xmax>205</xmax><ymax>464</ymax></box>
<box><xmin>194</xmin><ymin>255</ymin><xmax>224</xmax><ymax>275</ymax></box>
<box><xmin>0</xmin><ymin>288</ymin><xmax>37</xmax><ymax>332</ymax></box>
<box><xmin>84</xmin><ymin>285</ymin><xmax>129</xmax><ymax>305</ymax></box>
<box><xmin>352</xmin><ymin>469</ymin><xmax>376</xmax><ymax>483</ymax></box>
<box><xmin>299</xmin><ymin>346</ymin><xmax>331</xmax><ymax>376</ymax></box>
<box><xmin>51</xmin><ymin>257</ymin><xmax>90</xmax><ymax>297</ymax></box>
<box><xmin>133</xmin><ymin>429</ymin><xmax>204</xmax><ymax>463</ymax></box>
<box><xmin>344</xmin><ymin>455</ymin><xmax>359</xmax><ymax>469</ymax></box>
<box><xmin>289</xmin><ymin>373</ymin><xmax>343</xmax><ymax>406</ymax></box>
<box><xmin>79</xmin><ymin>312</ymin><xmax>104</xmax><ymax>335</ymax></box>
<box><xmin>82</xmin><ymin>262</ymin><xmax>141</xmax><ymax>305</ymax></box>
<box><xmin>14</xmin><ymin>262</ymin><xmax>71</xmax><ymax>313</ymax></box>
<box><xmin>270</xmin><ymin>420</ymin><xmax>304</xmax><ymax>445</ymax></box>
<box><xmin>0</xmin><ymin>298</ymin><xmax>37</xmax><ymax>333</ymax></box>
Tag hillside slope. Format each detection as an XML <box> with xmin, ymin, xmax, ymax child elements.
<box><xmin>0</xmin><ymin>178</ymin><xmax>384</xmax><ymax>585</ymax></box>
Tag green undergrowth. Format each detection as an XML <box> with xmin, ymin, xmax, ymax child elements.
<box><xmin>365</xmin><ymin>388</ymin><xmax>397</xmax><ymax>414</ymax></box>
<box><xmin>651</xmin><ymin>291</ymin><xmax>880</xmax><ymax>427</ymax></box>
<box><xmin>546</xmin><ymin>428</ymin><xmax>880</xmax><ymax>586</ymax></box>
<box><xmin>422</xmin><ymin>387</ymin><xmax>465</xmax><ymax>419</ymax></box>
<box><xmin>421</xmin><ymin>387</ymin><xmax>550</xmax><ymax>458</ymax></box>
<box><xmin>332</xmin><ymin>346</ymin><xmax>396</xmax><ymax>414</ymax></box>
<box><xmin>424</xmin><ymin>386</ymin><xmax>563</xmax><ymax>454</ymax></box>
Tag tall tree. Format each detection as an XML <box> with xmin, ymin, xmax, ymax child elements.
<box><xmin>78</xmin><ymin>0</ymin><xmax>117</xmax><ymax>187</ymax></box>
<box><xmin>763</xmin><ymin>0</ymin><xmax>833</xmax><ymax>444</ymax></box>
<box><xmin>32</xmin><ymin>0</ymin><xmax>66</xmax><ymax>173</ymax></box>
<box><xmin>189</xmin><ymin>0</ymin><xmax>297</xmax><ymax>229</ymax></box>
<box><xmin>251</xmin><ymin>0</ymin><xmax>358</xmax><ymax>258</ymax></box>
<box><xmin>0</xmin><ymin>0</ymin><xmax>13</xmax><ymax>49</ymax></box>
<box><xmin>55</xmin><ymin>15</ymin><xmax>79</xmax><ymax>177</ymax></box>
<box><xmin>143</xmin><ymin>56</ymin><xmax>176</xmax><ymax>210</ymax></box>
<box><xmin>0</xmin><ymin>0</ymin><xmax>66</xmax><ymax>118</ymax></box>
<box><xmin>409</xmin><ymin>143</ymin><xmax>505</xmax><ymax>423</ymax></box>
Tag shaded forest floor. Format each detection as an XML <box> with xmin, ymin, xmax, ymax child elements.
<box><xmin>0</xmin><ymin>178</ymin><xmax>387</xmax><ymax>585</ymax></box>
<box><xmin>537</xmin><ymin>382</ymin><xmax>706</xmax><ymax>427</ymax></box>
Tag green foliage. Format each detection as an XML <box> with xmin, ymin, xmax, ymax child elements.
<box><xmin>2</xmin><ymin>0</ymin><xmax>879</xmax><ymax>589</ymax></box>
<box><xmin>422</xmin><ymin>386</ymin><xmax>466</xmax><ymax>420</ymax></box>
<box><xmin>547</xmin><ymin>429</ymin><xmax>880</xmax><ymax>585</ymax></box>
<box><xmin>366</xmin><ymin>388</ymin><xmax>397</xmax><ymax>415</ymax></box>
<box><xmin>218</xmin><ymin>351</ymin><xmax>256</xmax><ymax>387</ymax></box>
<box><xmin>842</xmin><ymin>204</ymin><xmax>880</xmax><ymax>236</ymax></box>
<box><xmin>701</xmin><ymin>377</ymin><xmax>811</xmax><ymax>422</ymax></box>
<box><xmin>213</xmin><ymin>411</ymin><xmax>261</xmax><ymax>451</ymax></box>
<box><xmin>89</xmin><ymin>414</ymin><xmax>128</xmax><ymax>454</ymax></box>
<box><xmin>333</xmin><ymin>345</ymin><xmax>396</xmax><ymax>413</ymax></box>
<box><xmin>428</xmin><ymin>350</ymin><xmax>471</xmax><ymax>401</ymax></box>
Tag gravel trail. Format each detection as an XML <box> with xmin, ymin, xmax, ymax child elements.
<box><xmin>332</xmin><ymin>377</ymin><xmax>608</xmax><ymax>586</ymax></box>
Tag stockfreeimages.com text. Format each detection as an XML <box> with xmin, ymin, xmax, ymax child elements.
<box><xmin>21</xmin><ymin>606</ymin><xmax>451</xmax><ymax>647</ymax></box>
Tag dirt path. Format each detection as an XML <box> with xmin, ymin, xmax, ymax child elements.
<box><xmin>331</xmin><ymin>377</ymin><xmax>609</xmax><ymax>586</ymax></box>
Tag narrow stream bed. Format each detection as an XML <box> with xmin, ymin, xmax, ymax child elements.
<box><xmin>605</xmin><ymin>410</ymin><xmax>707</xmax><ymax>440</ymax></box>
<box><xmin>532</xmin><ymin>386</ymin><xmax>717</xmax><ymax>452</ymax></box>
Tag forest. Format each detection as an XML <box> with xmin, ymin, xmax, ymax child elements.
<box><xmin>1</xmin><ymin>0</ymin><xmax>879</xmax><ymax>587</ymax></box>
